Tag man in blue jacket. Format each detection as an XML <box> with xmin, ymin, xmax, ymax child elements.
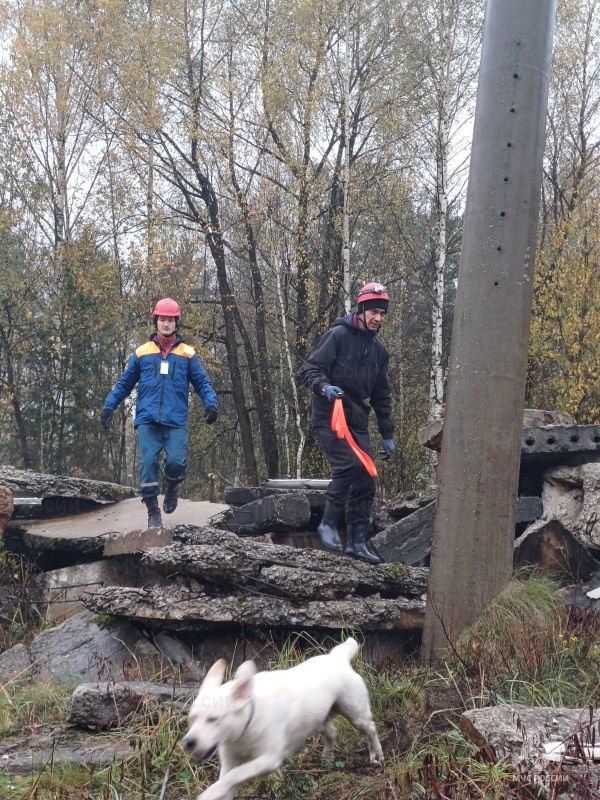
<box><xmin>299</xmin><ymin>283</ymin><xmax>395</xmax><ymax>564</ymax></box>
<box><xmin>101</xmin><ymin>298</ymin><xmax>218</xmax><ymax>528</ymax></box>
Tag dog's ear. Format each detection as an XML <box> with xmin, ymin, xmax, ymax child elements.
<box><xmin>200</xmin><ymin>658</ymin><xmax>227</xmax><ymax>692</ymax></box>
<box><xmin>234</xmin><ymin>659</ymin><xmax>257</xmax><ymax>682</ymax></box>
<box><xmin>232</xmin><ymin>660</ymin><xmax>256</xmax><ymax>706</ymax></box>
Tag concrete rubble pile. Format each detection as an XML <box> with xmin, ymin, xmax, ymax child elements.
<box><xmin>4</xmin><ymin>408</ymin><xmax>600</xmax><ymax>777</ymax></box>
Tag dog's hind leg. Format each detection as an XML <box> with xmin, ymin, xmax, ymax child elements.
<box><xmin>335</xmin><ymin>678</ymin><xmax>384</xmax><ymax>765</ymax></box>
<box><xmin>320</xmin><ymin>716</ymin><xmax>337</xmax><ymax>762</ymax></box>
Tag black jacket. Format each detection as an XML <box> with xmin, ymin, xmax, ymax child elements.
<box><xmin>299</xmin><ymin>313</ymin><xmax>394</xmax><ymax>436</ymax></box>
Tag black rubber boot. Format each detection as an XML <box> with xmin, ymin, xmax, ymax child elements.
<box><xmin>143</xmin><ymin>496</ymin><xmax>163</xmax><ymax>528</ymax></box>
<box><xmin>345</xmin><ymin>522</ymin><xmax>380</xmax><ymax>564</ymax></box>
<box><xmin>317</xmin><ymin>500</ymin><xmax>343</xmax><ymax>552</ymax></box>
<box><xmin>163</xmin><ymin>480</ymin><xmax>179</xmax><ymax>514</ymax></box>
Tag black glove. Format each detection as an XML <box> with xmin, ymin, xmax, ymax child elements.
<box><xmin>100</xmin><ymin>409</ymin><xmax>113</xmax><ymax>430</ymax></box>
<box><xmin>204</xmin><ymin>406</ymin><xmax>218</xmax><ymax>425</ymax></box>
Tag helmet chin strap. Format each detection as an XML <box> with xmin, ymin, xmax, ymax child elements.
<box><xmin>356</xmin><ymin>305</ymin><xmax>368</xmax><ymax>330</ymax></box>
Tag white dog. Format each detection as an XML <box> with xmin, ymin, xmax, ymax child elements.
<box><xmin>182</xmin><ymin>637</ymin><xmax>383</xmax><ymax>800</ymax></box>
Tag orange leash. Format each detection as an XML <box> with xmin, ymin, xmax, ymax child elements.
<box><xmin>331</xmin><ymin>399</ymin><xmax>378</xmax><ymax>477</ymax></box>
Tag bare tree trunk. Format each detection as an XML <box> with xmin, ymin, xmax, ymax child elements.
<box><xmin>202</xmin><ymin>211</ymin><xmax>258</xmax><ymax>485</ymax></box>
<box><xmin>53</xmin><ymin>78</ymin><xmax>69</xmax><ymax>473</ymax></box>
<box><xmin>342</xmin><ymin>0</ymin><xmax>351</xmax><ymax>314</ymax></box>
<box><xmin>429</xmin><ymin>112</ymin><xmax>448</xmax><ymax>423</ymax></box>
<box><xmin>163</xmin><ymin>0</ymin><xmax>259</xmax><ymax>484</ymax></box>
<box><xmin>261</xmin><ymin>1</ymin><xmax>327</xmax><ymax>367</ymax></box>
<box><xmin>146</xmin><ymin>0</ymin><xmax>156</xmax><ymax>267</ymax></box>
<box><xmin>0</xmin><ymin>319</ymin><xmax>32</xmax><ymax>468</ymax></box>
<box><xmin>226</xmin><ymin>49</ymin><xmax>280</xmax><ymax>477</ymax></box>
<box><xmin>272</xmin><ymin>240</ymin><xmax>305</xmax><ymax>477</ymax></box>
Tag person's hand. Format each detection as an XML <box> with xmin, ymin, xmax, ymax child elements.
<box><xmin>323</xmin><ymin>385</ymin><xmax>345</xmax><ymax>402</ymax></box>
<box><xmin>204</xmin><ymin>406</ymin><xmax>218</xmax><ymax>425</ymax></box>
<box><xmin>100</xmin><ymin>409</ymin><xmax>113</xmax><ymax>430</ymax></box>
<box><xmin>381</xmin><ymin>439</ymin><xmax>395</xmax><ymax>457</ymax></box>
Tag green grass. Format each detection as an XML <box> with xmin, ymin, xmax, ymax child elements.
<box><xmin>3</xmin><ymin>572</ymin><xmax>600</xmax><ymax>799</ymax></box>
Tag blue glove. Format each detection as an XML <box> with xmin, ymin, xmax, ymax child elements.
<box><xmin>382</xmin><ymin>439</ymin><xmax>395</xmax><ymax>457</ymax></box>
<box><xmin>323</xmin><ymin>385</ymin><xmax>345</xmax><ymax>402</ymax></box>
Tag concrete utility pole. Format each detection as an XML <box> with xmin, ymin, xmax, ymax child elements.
<box><xmin>423</xmin><ymin>0</ymin><xmax>556</xmax><ymax>659</ymax></box>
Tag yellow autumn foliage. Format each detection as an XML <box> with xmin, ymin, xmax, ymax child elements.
<box><xmin>528</xmin><ymin>195</ymin><xmax>600</xmax><ymax>422</ymax></box>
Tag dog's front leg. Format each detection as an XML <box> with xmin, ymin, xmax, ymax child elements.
<box><xmin>208</xmin><ymin>751</ymin><xmax>239</xmax><ymax>800</ymax></box>
<box><xmin>198</xmin><ymin>755</ymin><xmax>282</xmax><ymax>800</ymax></box>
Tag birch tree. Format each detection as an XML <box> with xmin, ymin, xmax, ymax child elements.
<box><xmin>415</xmin><ymin>0</ymin><xmax>482</xmax><ymax>423</ymax></box>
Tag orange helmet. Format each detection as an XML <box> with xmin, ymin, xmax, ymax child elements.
<box><xmin>356</xmin><ymin>283</ymin><xmax>389</xmax><ymax>309</ymax></box>
<box><xmin>153</xmin><ymin>298</ymin><xmax>181</xmax><ymax>318</ymax></box>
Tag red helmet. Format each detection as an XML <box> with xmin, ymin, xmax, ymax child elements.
<box><xmin>356</xmin><ymin>283</ymin><xmax>389</xmax><ymax>306</ymax></box>
<box><xmin>153</xmin><ymin>298</ymin><xmax>181</xmax><ymax>318</ymax></box>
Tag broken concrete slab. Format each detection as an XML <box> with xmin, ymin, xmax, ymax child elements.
<box><xmin>514</xmin><ymin>518</ymin><xmax>600</xmax><ymax>581</ymax></box>
<box><xmin>263</xmin><ymin>530</ymin><xmax>330</xmax><ymax>550</ymax></box>
<box><xmin>145</xmin><ymin>526</ymin><xmax>428</xmax><ymax>599</ymax></box>
<box><xmin>0</xmin><ymin>465</ymin><xmax>135</xmax><ymax>509</ymax></box>
<box><xmin>385</xmin><ymin>489</ymin><xmax>437</xmax><ymax>520</ymax></box>
<box><xmin>515</xmin><ymin>496</ymin><xmax>543</xmax><ymax>523</ymax></box>
<box><xmin>103</xmin><ymin>525</ymin><xmax>177</xmax><ymax>557</ymax></box>
<box><xmin>66</xmin><ymin>681</ymin><xmax>195</xmax><ymax>731</ymax></box>
<box><xmin>224</xmin><ymin>485</ymin><xmax>326</xmax><ymax>509</ymax></box>
<box><xmin>44</xmin><ymin>557</ymin><xmax>172</xmax><ymax>623</ymax></box>
<box><xmin>542</xmin><ymin>465</ymin><xmax>584</xmax><ymax>529</ymax></box>
<box><xmin>3</xmin><ymin>497</ymin><xmax>229</xmax><ymax>568</ymax></box>
<box><xmin>521</xmin><ymin>425</ymin><xmax>600</xmax><ymax>463</ymax></box>
<box><xmin>541</xmin><ymin>462</ymin><xmax>600</xmax><ymax>549</ymax></box>
<box><xmin>0</xmin><ymin>610</ymin><xmax>203</xmax><ymax>685</ymax></box>
<box><xmin>370</xmin><ymin>502</ymin><xmax>435</xmax><ymax>567</ymax></box>
<box><xmin>3</xmin><ymin>524</ymin><xmax>107</xmax><ymax>568</ymax></box>
<box><xmin>83</xmin><ymin>583</ymin><xmax>425</xmax><ymax>632</ymax></box>
<box><xmin>260</xmin><ymin>478</ymin><xmax>331</xmax><ymax>490</ymax></box>
<box><xmin>417</xmin><ymin>418</ymin><xmax>444</xmax><ymax>451</ymax></box>
<box><xmin>7</xmin><ymin>497</ymin><xmax>229</xmax><ymax>541</ymax></box>
<box><xmin>461</xmin><ymin>705</ymin><xmax>600</xmax><ymax>791</ymax></box>
<box><xmin>419</xmin><ymin>409</ymin><xmax>575</xmax><ymax>453</ymax></box>
<box><xmin>0</xmin><ymin>725</ymin><xmax>138</xmax><ymax>773</ymax></box>
<box><xmin>219</xmin><ymin>492</ymin><xmax>311</xmax><ymax>535</ymax></box>
<box><xmin>371</xmin><ymin>495</ymin><xmax>546</xmax><ymax>568</ymax></box>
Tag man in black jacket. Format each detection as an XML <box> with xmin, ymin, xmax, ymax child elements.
<box><xmin>299</xmin><ymin>283</ymin><xmax>395</xmax><ymax>564</ymax></box>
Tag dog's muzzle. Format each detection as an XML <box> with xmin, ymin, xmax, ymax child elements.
<box><xmin>183</xmin><ymin>736</ymin><xmax>217</xmax><ymax>761</ymax></box>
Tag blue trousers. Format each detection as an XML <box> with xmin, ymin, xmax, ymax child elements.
<box><xmin>136</xmin><ymin>423</ymin><xmax>187</xmax><ymax>498</ymax></box>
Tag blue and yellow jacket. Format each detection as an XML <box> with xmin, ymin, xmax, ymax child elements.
<box><xmin>103</xmin><ymin>334</ymin><xmax>217</xmax><ymax>428</ymax></box>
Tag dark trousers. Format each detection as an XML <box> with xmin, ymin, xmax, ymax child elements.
<box><xmin>136</xmin><ymin>423</ymin><xmax>187</xmax><ymax>498</ymax></box>
<box><xmin>315</xmin><ymin>425</ymin><xmax>377</xmax><ymax>525</ymax></box>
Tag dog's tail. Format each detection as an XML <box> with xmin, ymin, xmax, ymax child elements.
<box><xmin>330</xmin><ymin>637</ymin><xmax>359</xmax><ymax>662</ymax></box>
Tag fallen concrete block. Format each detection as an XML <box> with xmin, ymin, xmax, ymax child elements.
<box><xmin>370</xmin><ymin>502</ymin><xmax>435</xmax><ymax>566</ymax></box>
<box><xmin>514</xmin><ymin>518</ymin><xmax>600</xmax><ymax>580</ymax></box>
<box><xmin>221</xmin><ymin>492</ymin><xmax>311</xmax><ymax>534</ymax></box>
<box><xmin>67</xmin><ymin>681</ymin><xmax>195</xmax><ymax>731</ymax></box>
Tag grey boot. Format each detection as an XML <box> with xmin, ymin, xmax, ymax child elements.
<box><xmin>317</xmin><ymin>500</ymin><xmax>343</xmax><ymax>552</ymax></box>
<box><xmin>345</xmin><ymin>522</ymin><xmax>380</xmax><ymax>564</ymax></box>
<box><xmin>163</xmin><ymin>480</ymin><xmax>179</xmax><ymax>514</ymax></box>
<box><xmin>143</xmin><ymin>496</ymin><xmax>163</xmax><ymax>528</ymax></box>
